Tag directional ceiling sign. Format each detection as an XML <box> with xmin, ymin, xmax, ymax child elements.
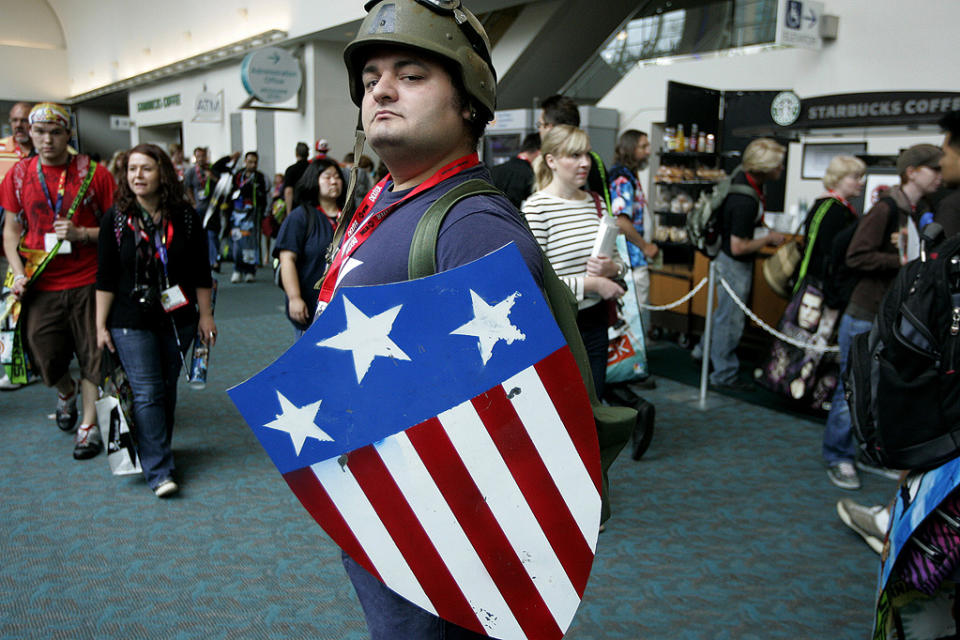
<box><xmin>776</xmin><ymin>0</ymin><xmax>824</xmax><ymax>50</ymax></box>
<box><xmin>240</xmin><ymin>46</ymin><xmax>302</xmax><ymax>104</ymax></box>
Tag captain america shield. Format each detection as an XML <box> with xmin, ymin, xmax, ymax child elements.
<box><xmin>228</xmin><ymin>243</ymin><xmax>601</xmax><ymax>640</ymax></box>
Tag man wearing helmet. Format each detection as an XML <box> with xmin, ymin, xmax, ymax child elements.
<box><xmin>332</xmin><ymin>1</ymin><xmax>544</xmax><ymax>637</ymax></box>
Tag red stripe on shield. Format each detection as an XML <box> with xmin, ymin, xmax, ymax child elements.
<box><xmin>283</xmin><ymin>466</ymin><xmax>382</xmax><ymax>582</ymax></box>
<box><xmin>407</xmin><ymin>417</ymin><xmax>564</xmax><ymax>640</ymax></box>
<box><xmin>535</xmin><ymin>348</ymin><xmax>602</xmax><ymax>493</ymax></box>
<box><xmin>471</xmin><ymin>387</ymin><xmax>593</xmax><ymax>597</ymax></box>
<box><xmin>346</xmin><ymin>444</ymin><xmax>485</xmax><ymax>635</ymax></box>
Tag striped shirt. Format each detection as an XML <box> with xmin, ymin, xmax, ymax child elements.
<box><xmin>522</xmin><ymin>190</ymin><xmax>607</xmax><ymax>308</ymax></box>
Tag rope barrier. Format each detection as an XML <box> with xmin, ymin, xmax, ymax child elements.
<box><xmin>717</xmin><ymin>276</ymin><xmax>839</xmax><ymax>353</ymax></box>
<box><xmin>638</xmin><ymin>277</ymin><xmax>709</xmax><ymax>311</ymax></box>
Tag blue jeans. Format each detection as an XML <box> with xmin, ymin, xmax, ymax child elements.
<box><xmin>822</xmin><ymin>313</ymin><xmax>873</xmax><ymax>465</ymax></box>
<box><xmin>342</xmin><ymin>553</ymin><xmax>487</xmax><ymax>640</ymax></box>
<box><xmin>111</xmin><ymin>323</ymin><xmax>195</xmax><ymax>489</ymax></box>
<box><xmin>206</xmin><ymin>229</ymin><xmax>220</xmax><ymax>267</ymax></box>
<box><xmin>709</xmin><ymin>252</ymin><xmax>753</xmax><ymax>385</ymax></box>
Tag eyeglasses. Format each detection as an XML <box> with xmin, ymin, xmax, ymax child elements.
<box><xmin>536</xmin><ymin>120</ymin><xmax>551</xmax><ymax>130</ymax></box>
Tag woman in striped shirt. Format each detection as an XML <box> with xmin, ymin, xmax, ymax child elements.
<box><xmin>522</xmin><ymin>124</ymin><xmax>625</xmax><ymax>397</ymax></box>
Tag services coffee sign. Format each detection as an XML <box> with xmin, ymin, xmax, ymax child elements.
<box><xmin>794</xmin><ymin>92</ymin><xmax>960</xmax><ymax>128</ymax></box>
<box><xmin>240</xmin><ymin>47</ymin><xmax>302</xmax><ymax>104</ymax></box>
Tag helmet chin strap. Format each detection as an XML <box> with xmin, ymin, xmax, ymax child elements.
<box><xmin>324</xmin><ymin>113</ymin><xmax>367</xmax><ymax>267</ymax></box>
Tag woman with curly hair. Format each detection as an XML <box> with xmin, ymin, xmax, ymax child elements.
<box><xmin>95</xmin><ymin>143</ymin><xmax>216</xmax><ymax>498</ymax></box>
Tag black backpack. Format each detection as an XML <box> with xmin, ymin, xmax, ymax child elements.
<box><xmin>847</xmin><ymin>226</ymin><xmax>960</xmax><ymax>471</ymax></box>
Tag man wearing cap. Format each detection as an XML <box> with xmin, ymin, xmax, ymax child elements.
<box><xmin>823</xmin><ymin>143</ymin><xmax>942</xmax><ymax>491</ymax></box>
<box><xmin>333</xmin><ymin>1</ymin><xmax>543</xmax><ymax>636</ymax></box>
<box><xmin>0</xmin><ymin>102</ymin><xmax>115</xmax><ymax>459</ymax></box>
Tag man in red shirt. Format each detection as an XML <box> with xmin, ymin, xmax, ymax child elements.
<box><xmin>1</xmin><ymin>103</ymin><xmax>115</xmax><ymax>459</ymax></box>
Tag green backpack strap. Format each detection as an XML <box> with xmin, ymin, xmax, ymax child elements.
<box><xmin>792</xmin><ymin>198</ymin><xmax>835</xmax><ymax>294</ymax></box>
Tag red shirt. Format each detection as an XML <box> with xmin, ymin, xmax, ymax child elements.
<box><xmin>0</xmin><ymin>155</ymin><xmax>115</xmax><ymax>291</ymax></box>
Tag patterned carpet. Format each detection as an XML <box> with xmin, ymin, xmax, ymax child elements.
<box><xmin>1</xmin><ymin>276</ymin><xmax>894</xmax><ymax>639</ymax></box>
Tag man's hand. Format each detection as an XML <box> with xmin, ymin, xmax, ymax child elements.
<box><xmin>52</xmin><ymin>219</ymin><xmax>81</xmax><ymax>242</ymax></box>
<box><xmin>591</xmin><ymin>277</ymin><xmax>626</xmax><ymax>300</ymax></box>
<box><xmin>11</xmin><ymin>274</ymin><xmax>28</xmax><ymax>300</ymax></box>
<box><xmin>643</xmin><ymin>242</ymin><xmax>660</xmax><ymax>259</ymax></box>
<box><xmin>288</xmin><ymin>296</ymin><xmax>309</xmax><ymax>325</ymax></box>
<box><xmin>766</xmin><ymin>231</ymin><xmax>786</xmax><ymax>247</ymax></box>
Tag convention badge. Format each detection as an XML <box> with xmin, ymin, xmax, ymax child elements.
<box><xmin>231</xmin><ymin>189</ymin><xmax>241</xmax><ymax>200</ymax></box>
<box><xmin>160</xmin><ymin>285</ymin><xmax>189</xmax><ymax>313</ymax></box>
<box><xmin>44</xmin><ymin>233</ymin><xmax>71</xmax><ymax>254</ymax></box>
<box><xmin>230</xmin><ymin>228</ymin><xmax>243</xmax><ymax>241</ymax></box>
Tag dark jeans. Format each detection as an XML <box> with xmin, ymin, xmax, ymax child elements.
<box><xmin>111</xmin><ymin>323</ymin><xmax>195</xmax><ymax>489</ymax></box>
<box><xmin>342</xmin><ymin>553</ymin><xmax>487</xmax><ymax>640</ymax></box>
<box><xmin>578</xmin><ymin>302</ymin><xmax>609</xmax><ymax>398</ymax></box>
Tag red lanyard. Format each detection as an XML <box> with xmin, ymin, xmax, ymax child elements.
<box><xmin>318</xmin><ymin>205</ymin><xmax>339</xmax><ymax>230</ymax></box>
<box><xmin>826</xmin><ymin>190</ymin><xmax>858</xmax><ymax>216</ymax></box>
<box><xmin>744</xmin><ymin>172</ymin><xmax>766</xmax><ymax>209</ymax></box>
<box><xmin>317</xmin><ymin>152</ymin><xmax>480</xmax><ymax>305</ymax></box>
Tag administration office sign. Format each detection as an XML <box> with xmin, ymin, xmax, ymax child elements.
<box><xmin>240</xmin><ymin>46</ymin><xmax>302</xmax><ymax>104</ymax></box>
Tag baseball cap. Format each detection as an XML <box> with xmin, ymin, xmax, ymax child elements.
<box><xmin>28</xmin><ymin>102</ymin><xmax>71</xmax><ymax>128</ymax></box>
<box><xmin>897</xmin><ymin>143</ymin><xmax>943</xmax><ymax>175</ymax></box>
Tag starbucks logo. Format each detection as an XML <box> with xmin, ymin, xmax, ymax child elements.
<box><xmin>771</xmin><ymin>91</ymin><xmax>801</xmax><ymax>127</ymax></box>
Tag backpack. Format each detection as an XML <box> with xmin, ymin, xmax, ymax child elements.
<box><xmin>822</xmin><ymin>196</ymin><xmax>900</xmax><ymax>311</ymax></box>
<box><xmin>686</xmin><ymin>167</ymin><xmax>759</xmax><ymax>258</ymax></box>
<box><xmin>408</xmin><ymin>178</ymin><xmax>637</xmax><ymax>523</ymax></box>
<box><xmin>847</xmin><ymin>228</ymin><xmax>960</xmax><ymax>471</ymax></box>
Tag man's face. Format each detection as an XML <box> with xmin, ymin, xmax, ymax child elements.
<box><xmin>797</xmin><ymin>292</ymin><xmax>823</xmax><ymax>331</ymax></box>
<box><xmin>634</xmin><ymin>135</ymin><xmax>651</xmax><ymax>169</ymax></box>
<box><xmin>9</xmin><ymin>104</ymin><xmax>30</xmax><ymax>145</ymax></box>
<box><xmin>537</xmin><ymin>111</ymin><xmax>553</xmax><ymax>136</ymax></box>
<box><xmin>244</xmin><ymin>154</ymin><xmax>258</xmax><ymax>172</ymax></box>
<box><xmin>907</xmin><ymin>164</ymin><xmax>942</xmax><ymax>196</ymax></box>
<box><xmin>360</xmin><ymin>48</ymin><xmax>469</xmax><ymax>161</ymax></box>
<box><xmin>941</xmin><ymin>134</ymin><xmax>960</xmax><ymax>187</ymax></box>
<box><xmin>195</xmin><ymin>148</ymin><xmax>208</xmax><ymax>167</ymax></box>
<box><xmin>30</xmin><ymin>122</ymin><xmax>70</xmax><ymax>164</ymax></box>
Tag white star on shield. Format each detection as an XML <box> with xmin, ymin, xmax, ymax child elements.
<box><xmin>451</xmin><ymin>290</ymin><xmax>526</xmax><ymax>365</ymax></box>
<box><xmin>316</xmin><ymin>296</ymin><xmax>411</xmax><ymax>383</ymax></box>
<box><xmin>262</xmin><ymin>391</ymin><xmax>334</xmax><ymax>456</ymax></box>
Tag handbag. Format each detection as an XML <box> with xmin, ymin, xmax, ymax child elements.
<box><xmin>96</xmin><ymin>351</ymin><xmax>141</xmax><ymax>476</ymax></box>
<box><xmin>762</xmin><ymin>238</ymin><xmax>802</xmax><ymax>298</ymax></box>
<box><xmin>605</xmin><ymin>235</ymin><xmax>649</xmax><ymax>383</ymax></box>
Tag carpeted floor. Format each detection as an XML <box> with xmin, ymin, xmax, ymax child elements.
<box><xmin>1</xmin><ymin>276</ymin><xmax>895</xmax><ymax>639</ymax></box>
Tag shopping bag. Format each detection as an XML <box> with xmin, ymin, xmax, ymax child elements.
<box><xmin>606</xmin><ymin>235</ymin><xmax>649</xmax><ymax>383</ymax></box>
<box><xmin>755</xmin><ymin>279</ymin><xmax>840</xmax><ymax>410</ymax></box>
<box><xmin>95</xmin><ymin>394</ymin><xmax>141</xmax><ymax>476</ymax></box>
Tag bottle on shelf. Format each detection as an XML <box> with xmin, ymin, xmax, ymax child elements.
<box><xmin>664</xmin><ymin>126</ymin><xmax>676</xmax><ymax>151</ymax></box>
<box><xmin>698</xmin><ymin>131</ymin><xmax>707</xmax><ymax>153</ymax></box>
<box><xmin>689</xmin><ymin>124</ymin><xmax>698</xmax><ymax>152</ymax></box>
<box><xmin>705</xmin><ymin>133</ymin><xmax>716</xmax><ymax>154</ymax></box>
<box><xmin>675</xmin><ymin>124</ymin><xmax>685</xmax><ymax>152</ymax></box>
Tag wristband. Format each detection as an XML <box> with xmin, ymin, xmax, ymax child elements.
<box><xmin>13</xmin><ymin>274</ymin><xmax>27</xmax><ymax>284</ymax></box>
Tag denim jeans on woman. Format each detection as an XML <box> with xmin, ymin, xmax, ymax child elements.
<box><xmin>822</xmin><ymin>313</ymin><xmax>873</xmax><ymax>465</ymax></box>
<box><xmin>111</xmin><ymin>322</ymin><xmax>195</xmax><ymax>490</ymax></box>
<box><xmin>708</xmin><ymin>251</ymin><xmax>754</xmax><ymax>386</ymax></box>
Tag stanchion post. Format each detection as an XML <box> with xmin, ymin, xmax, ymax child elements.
<box><xmin>699</xmin><ymin>259</ymin><xmax>716</xmax><ymax>409</ymax></box>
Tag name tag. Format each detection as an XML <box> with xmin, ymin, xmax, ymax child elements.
<box><xmin>44</xmin><ymin>233</ymin><xmax>71</xmax><ymax>254</ymax></box>
<box><xmin>160</xmin><ymin>285</ymin><xmax>189</xmax><ymax>313</ymax></box>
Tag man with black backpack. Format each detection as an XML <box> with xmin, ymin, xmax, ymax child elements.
<box><xmin>825</xmin><ymin>144</ymin><xmax>943</xmax><ymax>492</ymax></box>
<box><xmin>697</xmin><ymin>138</ymin><xmax>785</xmax><ymax>391</ymax></box>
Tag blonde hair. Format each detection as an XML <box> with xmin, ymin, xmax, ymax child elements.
<box><xmin>535</xmin><ymin>125</ymin><xmax>590</xmax><ymax>190</ymax></box>
<box><xmin>822</xmin><ymin>154</ymin><xmax>866</xmax><ymax>190</ymax></box>
<box><xmin>742</xmin><ymin>138</ymin><xmax>786</xmax><ymax>174</ymax></box>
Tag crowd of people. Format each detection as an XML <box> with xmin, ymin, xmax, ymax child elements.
<box><xmin>5</xmin><ymin>0</ymin><xmax>960</xmax><ymax>634</ymax></box>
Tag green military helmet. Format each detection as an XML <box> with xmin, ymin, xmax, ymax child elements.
<box><xmin>343</xmin><ymin>0</ymin><xmax>497</xmax><ymax>121</ymax></box>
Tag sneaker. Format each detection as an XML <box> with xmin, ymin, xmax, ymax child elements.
<box><xmin>231</xmin><ymin>271</ymin><xmax>242</xmax><ymax>283</ymax></box>
<box><xmin>154</xmin><ymin>479</ymin><xmax>179</xmax><ymax>498</ymax></box>
<box><xmin>856</xmin><ymin>459</ymin><xmax>901</xmax><ymax>481</ymax></box>
<box><xmin>244</xmin><ymin>272</ymin><xmax>255</xmax><ymax>283</ymax></box>
<box><xmin>827</xmin><ymin>461</ymin><xmax>861</xmax><ymax>490</ymax></box>
<box><xmin>73</xmin><ymin>423</ymin><xmax>102</xmax><ymax>459</ymax></box>
<box><xmin>837</xmin><ymin>498</ymin><xmax>887</xmax><ymax>554</ymax></box>
<box><xmin>56</xmin><ymin>382</ymin><xmax>79</xmax><ymax>432</ymax></box>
